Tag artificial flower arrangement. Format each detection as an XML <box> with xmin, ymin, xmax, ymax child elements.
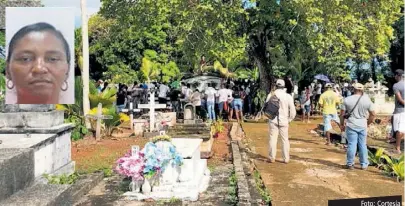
<box><xmin>114</xmin><ymin>135</ymin><xmax>183</xmax><ymax>192</ymax></box>
<box><xmin>151</xmin><ymin>134</ymin><xmax>171</xmax><ymax>143</ymax></box>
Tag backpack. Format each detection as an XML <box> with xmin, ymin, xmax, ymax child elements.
<box><xmin>263</xmin><ymin>94</ymin><xmax>280</xmax><ymax>120</ymax></box>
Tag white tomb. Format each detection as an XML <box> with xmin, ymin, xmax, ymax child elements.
<box><xmin>123</xmin><ymin>138</ymin><xmax>210</xmax><ymax>201</ymax></box>
<box><xmin>0</xmin><ymin>105</ymin><xmax>75</xmax><ymax>178</ymax></box>
<box><xmin>370</xmin><ymin>82</ymin><xmax>394</xmax><ymax>114</ymax></box>
<box><xmin>0</xmin><ymin>132</ymin><xmax>74</xmax><ymax>177</ymax></box>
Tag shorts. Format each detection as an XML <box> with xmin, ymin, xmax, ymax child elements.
<box><xmin>303</xmin><ymin>105</ymin><xmax>311</xmax><ymax>113</ymax></box>
<box><xmin>233</xmin><ymin>99</ymin><xmax>243</xmax><ymax>111</ymax></box>
<box><xmin>393</xmin><ymin>112</ymin><xmax>405</xmax><ymax>133</ymax></box>
<box><xmin>228</xmin><ymin>100</ymin><xmax>234</xmax><ymax>109</ymax></box>
<box><xmin>158</xmin><ymin>97</ymin><xmax>167</xmax><ymax>104</ymax></box>
<box><xmin>323</xmin><ymin>113</ymin><xmax>339</xmax><ymax>132</ymax></box>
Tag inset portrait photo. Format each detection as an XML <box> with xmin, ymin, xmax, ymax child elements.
<box><xmin>5</xmin><ymin>7</ymin><xmax>75</xmax><ymax>104</ymax></box>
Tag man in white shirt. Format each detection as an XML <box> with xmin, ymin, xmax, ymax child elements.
<box><xmin>217</xmin><ymin>84</ymin><xmax>229</xmax><ymax>118</ymax></box>
<box><xmin>205</xmin><ymin>83</ymin><xmax>217</xmax><ymax>121</ymax></box>
<box><xmin>158</xmin><ymin>82</ymin><xmax>170</xmax><ymax>104</ymax></box>
<box><xmin>266</xmin><ymin>79</ymin><xmax>296</xmax><ymax>163</ymax></box>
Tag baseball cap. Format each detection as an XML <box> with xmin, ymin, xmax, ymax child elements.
<box><xmin>395</xmin><ymin>69</ymin><xmax>404</xmax><ymax>76</ymax></box>
<box><xmin>354</xmin><ymin>83</ymin><xmax>364</xmax><ymax>90</ymax></box>
<box><xmin>325</xmin><ymin>83</ymin><xmax>332</xmax><ymax>88</ymax></box>
<box><xmin>276</xmin><ymin>79</ymin><xmax>285</xmax><ymax>87</ymax></box>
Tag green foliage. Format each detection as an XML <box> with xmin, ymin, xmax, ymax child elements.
<box><xmin>89</xmin><ymin>105</ymin><xmax>130</xmax><ymax>137</ymax></box>
<box><xmin>102</xmin><ymin>168</ymin><xmax>113</xmax><ymax>178</ymax></box>
<box><xmin>56</xmin><ymin>77</ymin><xmax>90</xmax><ymax>141</ymax></box>
<box><xmin>253</xmin><ymin>170</ymin><xmax>272</xmax><ymax>204</ymax></box>
<box><xmin>226</xmin><ymin>170</ymin><xmax>238</xmax><ymax>205</ymax></box>
<box><xmin>211</xmin><ymin>118</ymin><xmax>225</xmax><ymax>135</ymax></box>
<box><xmin>253</xmin><ymin>89</ymin><xmax>267</xmax><ymax>109</ymax></box>
<box><xmin>382</xmin><ymin>154</ymin><xmax>404</xmax><ymax>182</ymax></box>
<box><xmin>368</xmin><ymin>148</ymin><xmax>386</xmax><ymax>169</ymax></box>
<box><xmin>89</xmin><ymin>84</ymin><xmax>117</xmax><ymax>109</ymax></box>
<box><xmin>140</xmin><ymin>50</ymin><xmax>181</xmax><ymax>83</ymax></box>
<box><xmin>156</xmin><ymin>198</ymin><xmax>182</xmax><ymax>205</ymax></box>
<box><xmin>43</xmin><ymin>173</ymin><xmax>79</xmax><ymax>185</ymax></box>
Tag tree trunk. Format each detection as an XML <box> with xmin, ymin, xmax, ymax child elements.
<box><xmin>254</xmin><ymin>55</ymin><xmax>272</xmax><ymax>94</ymax></box>
<box><xmin>371</xmin><ymin>57</ymin><xmax>377</xmax><ymax>82</ymax></box>
<box><xmin>81</xmin><ymin>0</ymin><xmax>91</xmax><ymax>129</ymax></box>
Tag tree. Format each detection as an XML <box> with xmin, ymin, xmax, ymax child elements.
<box><xmin>97</xmin><ymin>0</ymin><xmax>247</xmax><ymax>78</ymax></box>
<box><xmin>245</xmin><ymin>0</ymin><xmax>403</xmax><ymax>92</ymax></box>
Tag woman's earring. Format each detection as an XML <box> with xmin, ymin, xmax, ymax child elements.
<box><xmin>6</xmin><ymin>79</ymin><xmax>14</xmax><ymax>89</ymax></box>
<box><xmin>61</xmin><ymin>80</ymin><xmax>68</xmax><ymax>91</ymax></box>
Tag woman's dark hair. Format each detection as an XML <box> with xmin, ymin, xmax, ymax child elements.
<box><xmin>7</xmin><ymin>22</ymin><xmax>71</xmax><ymax>67</ymax></box>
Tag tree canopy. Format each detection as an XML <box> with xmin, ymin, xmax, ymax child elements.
<box><xmin>77</xmin><ymin>0</ymin><xmax>403</xmax><ymax>91</ymax></box>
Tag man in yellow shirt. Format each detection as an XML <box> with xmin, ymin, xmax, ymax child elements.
<box><xmin>319</xmin><ymin>83</ymin><xmax>341</xmax><ymax>145</ymax></box>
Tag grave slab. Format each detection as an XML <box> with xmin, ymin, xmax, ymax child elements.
<box><xmin>0</xmin><ymin>132</ymin><xmax>75</xmax><ymax>178</ymax></box>
<box><xmin>0</xmin><ymin>148</ymin><xmax>35</xmax><ymax>201</ymax></box>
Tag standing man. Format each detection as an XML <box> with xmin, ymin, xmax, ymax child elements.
<box><xmin>318</xmin><ymin>83</ymin><xmax>340</xmax><ymax>145</ymax></box>
<box><xmin>340</xmin><ymin>83</ymin><xmax>375</xmax><ymax>169</ymax></box>
<box><xmin>392</xmin><ymin>69</ymin><xmax>404</xmax><ymax>154</ymax></box>
<box><xmin>217</xmin><ymin>84</ymin><xmax>229</xmax><ymax>119</ymax></box>
<box><xmin>205</xmin><ymin>83</ymin><xmax>217</xmax><ymax>122</ymax></box>
<box><xmin>266</xmin><ymin>79</ymin><xmax>296</xmax><ymax>163</ymax></box>
<box><xmin>158</xmin><ymin>82</ymin><xmax>170</xmax><ymax>104</ymax></box>
<box><xmin>301</xmin><ymin>87</ymin><xmax>311</xmax><ymax>123</ymax></box>
<box><xmin>315</xmin><ymin>81</ymin><xmax>323</xmax><ymax>112</ymax></box>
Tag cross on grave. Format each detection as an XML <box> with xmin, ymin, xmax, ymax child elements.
<box><xmin>138</xmin><ymin>91</ymin><xmax>166</xmax><ymax>132</ymax></box>
<box><xmin>86</xmin><ymin>103</ymin><xmax>113</xmax><ymax>141</ymax></box>
<box><xmin>121</xmin><ymin>102</ymin><xmax>141</xmax><ymax>131</ymax></box>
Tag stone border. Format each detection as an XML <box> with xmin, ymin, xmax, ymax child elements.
<box><xmin>0</xmin><ymin>171</ymin><xmax>104</xmax><ymax>206</ymax></box>
<box><xmin>230</xmin><ymin>122</ymin><xmax>252</xmax><ymax>206</ymax></box>
<box><xmin>64</xmin><ymin>172</ymin><xmax>105</xmax><ymax>205</ymax></box>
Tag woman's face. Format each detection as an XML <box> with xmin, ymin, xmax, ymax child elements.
<box><xmin>7</xmin><ymin>31</ymin><xmax>68</xmax><ymax>98</ymax></box>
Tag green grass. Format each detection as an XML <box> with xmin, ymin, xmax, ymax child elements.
<box><xmin>156</xmin><ymin>197</ymin><xmax>182</xmax><ymax>205</ymax></box>
<box><xmin>226</xmin><ymin>170</ymin><xmax>238</xmax><ymax>205</ymax></box>
<box><xmin>43</xmin><ymin>172</ymin><xmax>79</xmax><ymax>185</ymax></box>
<box><xmin>253</xmin><ymin>170</ymin><xmax>272</xmax><ymax>204</ymax></box>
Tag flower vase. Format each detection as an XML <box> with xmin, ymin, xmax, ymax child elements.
<box><xmin>142</xmin><ymin>178</ymin><xmax>152</xmax><ymax>194</ymax></box>
<box><xmin>130</xmin><ymin>177</ymin><xmax>142</xmax><ymax>193</ymax></box>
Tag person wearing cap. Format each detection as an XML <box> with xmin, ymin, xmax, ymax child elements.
<box><xmin>392</xmin><ymin>69</ymin><xmax>404</xmax><ymax>153</ymax></box>
<box><xmin>265</xmin><ymin>79</ymin><xmax>296</xmax><ymax>163</ymax></box>
<box><xmin>340</xmin><ymin>83</ymin><xmax>375</xmax><ymax>170</ymax></box>
<box><xmin>318</xmin><ymin>83</ymin><xmax>341</xmax><ymax>145</ymax></box>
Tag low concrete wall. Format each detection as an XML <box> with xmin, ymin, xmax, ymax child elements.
<box><xmin>230</xmin><ymin>123</ymin><xmax>252</xmax><ymax>206</ymax></box>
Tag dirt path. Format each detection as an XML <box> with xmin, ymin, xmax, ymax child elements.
<box><xmin>242</xmin><ymin>121</ymin><xmax>404</xmax><ymax>206</ymax></box>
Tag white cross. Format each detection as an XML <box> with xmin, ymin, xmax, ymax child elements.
<box><xmin>137</xmin><ymin>91</ymin><xmax>166</xmax><ymax>132</ymax></box>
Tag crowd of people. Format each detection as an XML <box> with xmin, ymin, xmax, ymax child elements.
<box><xmin>94</xmin><ymin>78</ymin><xmax>264</xmax><ymax>123</ymax></box>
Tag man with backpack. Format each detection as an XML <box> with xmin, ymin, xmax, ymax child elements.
<box><xmin>265</xmin><ymin>79</ymin><xmax>296</xmax><ymax>163</ymax></box>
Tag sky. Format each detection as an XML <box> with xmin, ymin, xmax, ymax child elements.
<box><xmin>41</xmin><ymin>0</ymin><xmax>101</xmax><ymax>28</ymax></box>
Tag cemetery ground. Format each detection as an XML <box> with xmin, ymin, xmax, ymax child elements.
<box><xmin>73</xmin><ymin>122</ymin><xmax>237</xmax><ymax>206</ymax></box>
<box><xmin>242</xmin><ymin>119</ymin><xmax>404</xmax><ymax>206</ymax></box>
